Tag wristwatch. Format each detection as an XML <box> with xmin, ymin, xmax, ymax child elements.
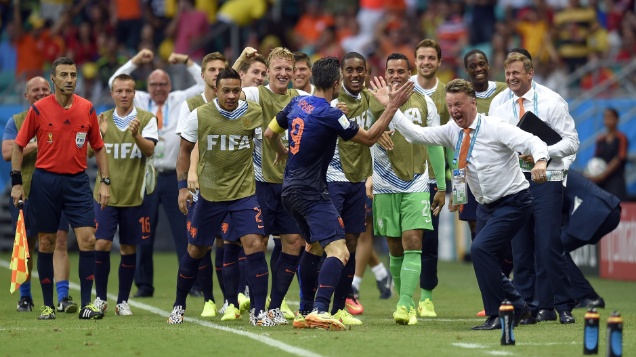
<box><xmin>100</xmin><ymin>177</ymin><xmax>111</xmax><ymax>185</ymax></box>
<box><xmin>536</xmin><ymin>158</ymin><xmax>548</xmax><ymax>163</ymax></box>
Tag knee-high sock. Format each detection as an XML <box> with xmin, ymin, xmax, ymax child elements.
<box><xmin>94</xmin><ymin>250</ymin><xmax>111</xmax><ymax>301</ymax></box>
<box><xmin>79</xmin><ymin>250</ymin><xmax>96</xmax><ymax>307</ymax></box>
<box><xmin>314</xmin><ymin>257</ymin><xmax>344</xmax><ymax>313</ymax></box>
<box><xmin>19</xmin><ymin>281</ymin><xmax>32</xmax><ymax>299</ymax></box>
<box><xmin>174</xmin><ymin>253</ymin><xmax>202</xmax><ymax>310</ymax></box>
<box><xmin>298</xmin><ymin>252</ymin><xmax>321</xmax><ymax>313</ymax></box>
<box><xmin>222</xmin><ymin>244</ymin><xmax>241</xmax><ymax>307</ymax></box>
<box><xmin>246</xmin><ymin>251</ymin><xmax>269</xmax><ymax>313</ymax></box>
<box><xmin>389</xmin><ymin>254</ymin><xmax>404</xmax><ymax>297</ymax></box>
<box><xmin>38</xmin><ymin>252</ymin><xmax>55</xmax><ymax>307</ymax></box>
<box><xmin>197</xmin><ymin>249</ymin><xmax>214</xmax><ymax>302</ymax></box>
<box><xmin>331</xmin><ymin>255</ymin><xmax>356</xmax><ymax>314</ymax></box>
<box><xmin>269</xmin><ymin>252</ymin><xmax>299</xmax><ymax>310</ymax></box>
<box><xmin>56</xmin><ymin>280</ymin><xmax>69</xmax><ymax>302</ymax></box>
<box><xmin>214</xmin><ymin>244</ymin><xmax>225</xmax><ymax>300</ymax></box>
<box><xmin>270</xmin><ymin>238</ymin><xmax>282</xmax><ymax>276</ymax></box>
<box><xmin>398</xmin><ymin>251</ymin><xmax>421</xmax><ymax>308</ymax></box>
<box><xmin>117</xmin><ymin>253</ymin><xmax>136</xmax><ymax>303</ymax></box>
<box><xmin>238</xmin><ymin>248</ymin><xmax>247</xmax><ymax>295</ymax></box>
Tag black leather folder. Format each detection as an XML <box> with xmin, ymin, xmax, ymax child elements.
<box><xmin>517</xmin><ymin>111</ymin><xmax>562</xmax><ymax>145</ymax></box>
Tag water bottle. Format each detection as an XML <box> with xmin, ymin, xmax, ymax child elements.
<box><xmin>584</xmin><ymin>308</ymin><xmax>599</xmax><ymax>354</ymax></box>
<box><xmin>606</xmin><ymin>311</ymin><xmax>623</xmax><ymax>357</ymax></box>
<box><xmin>499</xmin><ymin>300</ymin><xmax>515</xmax><ymax>346</ymax></box>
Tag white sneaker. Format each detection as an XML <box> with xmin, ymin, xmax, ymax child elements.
<box><xmin>115</xmin><ymin>301</ymin><xmax>133</xmax><ymax>316</ymax></box>
<box><xmin>253</xmin><ymin>310</ymin><xmax>276</xmax><ymax>327</ymax></box>
<box><xmin>94</xmin><ymin>297</ymin><xmax>108</xmax><ymax>313</ymax></box>
<box><xmin>268</xmin><ymin>308</ymin><xmax>288</xmax><ymax>325</ymax></box>
<box><xmin>167</xmin><ymin>305</ymin><xmax>185</xmax><ymax>324</ymax></box>
<box><xmin>248</xmin><ymin>308</ymin><xmax>256</xmax><ymax>326</ymax></box>
<box><xmin>218</xmin><ymin>300</ymin><xmax>229</xmax><ymax>315</ymax></box>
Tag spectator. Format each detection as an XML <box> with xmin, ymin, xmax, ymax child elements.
<box><xmin>111</xmin><ymin>0</ymin><xmax>144</xmax><ymax>53</ymax></box>
<box><xmin>293</xmin><ymin>1</ymin><xmax>335</xmax><ymax>51</ymax></box>
<box><xmin>588</xmin><ymin>108</ymin><xmax>629</xmax><ymax>200</ymax></box>
<box><xmin>553</xmin><ymin>0</ymin><xmax>597</xmax><ymax>73</ymax></box>
<box><xmin>166</xmin><ymin>0</ymin><xmax>209</xmax><ymax>61</ymax></box>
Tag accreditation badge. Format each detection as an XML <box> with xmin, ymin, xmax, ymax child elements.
<box><xmin>155</xmin><ymin>137</ymin><xmax>165</xmax><ymax>159</ymax></box>
<box><xmin>452</xmin><ymin>168</ymin><xmax>468</xmax><ymax>205</ymax></box>
<box><xmin>519</xmin><ymin>157</ymin><xmax>534</xmax><ymax>171</ymax></box>
<box><xmin>75</xmin><ymin>132</ymin><xmax>87</xmax><ymax>149</ymax></box>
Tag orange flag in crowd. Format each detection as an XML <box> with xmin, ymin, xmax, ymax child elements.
<box><xmin>10</xmin><ymin>208</ymin><xmax>29</xmax><ymax>293</ymax></box>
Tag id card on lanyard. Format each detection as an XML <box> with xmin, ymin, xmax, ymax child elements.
<box><xmin>451</xmin><ymin>115</ymin><xmax>481</xmax><ymax>205</ymax></box>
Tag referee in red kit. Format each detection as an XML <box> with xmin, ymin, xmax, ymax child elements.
<box><xmin>10</xmin><ymin>57</ymin><xmax>110</xmax><ymax>321</ymax></box>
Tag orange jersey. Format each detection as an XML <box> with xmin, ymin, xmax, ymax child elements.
<box><xmin>15</xmin><ymin>95</ymin><xmax>103</xmax><ymax>174</ymax></box>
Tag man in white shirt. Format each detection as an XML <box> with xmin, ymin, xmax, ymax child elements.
<box><xmin>389</xmin><ymin>78</ymin><xmax>549</xmax><ymax>330</ymax></box>
<box><xmin>488</xmin><ymin>48</ymin><xmax>568</xmax><ymax>114</ymax></box>
<box><xmin>108</xmin><ymin>49</ymin><xmax>205</xmax><ymax>298</ymax></box>
<box><xmin>490</xmin><ymin>53</ymin><xmax>578</xmax><ymax>325</ymax></box>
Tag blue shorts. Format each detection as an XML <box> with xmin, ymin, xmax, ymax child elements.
<box><xmin>9</xmin><ymin>197</ymin><xmax>69</xmax><ymax>238</ymax></box>
<box><xmin>188</xmin><ymin>195</ymin><xmax>264</xmax><ymax>246</ymax></box>
<box><xmin>94</xmin><ymin>201</ymin><xmax>149</xmax><ymax>245</ymax></box>
<box><xmin>189</xmin><ymin>192</ymin><xmax>233</xmax><ymax>240</ymax></box>
<box><xmin>30</xmin><ymin>169</ymin><xmax>95</xmax><ymax>233</ymax></box>
<box><xmin>458</xmin><ymin>184</ymin><xmax>478</xmax><ymax>221</ymax></box>
<box><xmin>327</xmin><ymin>181</ymin><xmax>366</xmax><ymax>234</ymax></box>
<box><xmin>281</xmin><ymin>192</ymin><xmax>344</xmax><ymax>248</ymax></box>
<box><xmin>256</xmin><ymin>181</ymin><xmax>300</xmax><ymax>236</ymax></box>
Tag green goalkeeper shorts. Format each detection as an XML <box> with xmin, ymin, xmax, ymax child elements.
<box><xmin>372</xmin><ymin>192</ymin><xmax>433</xmax><ymax>238</ymax></box>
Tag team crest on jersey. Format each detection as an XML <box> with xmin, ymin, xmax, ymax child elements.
<box><xmin>75</xmin><ymin>132</ymin><xmax>87</xmax><ymax>148</ymax></box>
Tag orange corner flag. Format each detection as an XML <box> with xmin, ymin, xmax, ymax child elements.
<box><xmin>10</xmin><ymin>209</ymin><xmax>29</xmax><ymax>294</ymax></box>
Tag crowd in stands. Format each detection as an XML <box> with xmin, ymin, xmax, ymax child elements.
<box><xmin>1</xmin><ymin>0</ymin><xmax>635</xmax><ymax>105</ymax></box>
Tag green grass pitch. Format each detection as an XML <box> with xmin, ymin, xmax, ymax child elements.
<box><xmin>0</xmin><ymin>252</ymin><xmax>634</xmax><ymax>357</ymax></box>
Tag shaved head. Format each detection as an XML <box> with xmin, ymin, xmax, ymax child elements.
<box><xmin>147</xmin><ymin>69</ymin><xmax>171</xmax><ymax>104</ymax></box>
<box><xmin>24</xmin><ymin>76</ymin><xmax>51</xmax><ymax>104</ymax></box>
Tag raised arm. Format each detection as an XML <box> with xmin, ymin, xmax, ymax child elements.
<box><xmin>109</xmin><ymin>49</ymin><xmax>154</xmax><ymax>88</ymax></box>
<box><xmin>349</xmin><ymin>78</ymin><xmax>414</xmax><ymax>147</ymax></box>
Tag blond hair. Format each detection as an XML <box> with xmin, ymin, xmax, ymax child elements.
<box><xmin>504</xmin><ymin>53</ymin><xmax>533</xmax><ymax>73</ymax></box>
<box><xmin>267</xmin><ymin>47</ymin><xmax>295</xmax><ymax>68</ymax></box>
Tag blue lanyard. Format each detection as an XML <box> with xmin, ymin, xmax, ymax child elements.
<box><xmin>512</xmin><ymin>90</ymin><xmax>538</xmax><ymax>120</ymax></box>
<box><xmin>510</xmin><ymin>81</ymin><xmax>538</xmax><ymax>119</ymax></box>
<box><xmin>452</xmin><ymin>114</ymin><xmax>481</xmax><ymax>169</ymax></box>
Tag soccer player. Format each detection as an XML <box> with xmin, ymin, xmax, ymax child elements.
<box><xmin>92</xmin><ymin>74</ymin><xmax>157</xmax><ymax>316</ymax></box>
<box><xmin>409</xmin><ymin>39</ymin><xmax>448</xmax><ymax>318</ymax></box>
<box><xmin>463</xmin><ymin>49</ymin><xmax>510</xmax><ymax>317</ymax></box>
<box><xmin>264</xmin><ymin>57</ymin><xmax>413</xmax><ymax>330</ymax></box>
<box><xmin>238</xmin><ymin>54</ymin><xmax>267</xmax><ymax>88</ymax></box>
<box><xmin>109</xmin><ymin>49</ymin><xmax>205</xmax><ymax>298</ymax></box>
<box><xmin>168</xmin><ymin>68</ymin><xmax>273</xmax><ymax>326</ymax></box>
<box><xmin>312</xmin><ymin>52</ymin><xmax>374</xmax><ymax>325</ymax></box>
<box><xmin>233</xmin><ymin>47</ymin><xmax>308</xmax><ymax>321</ymax></box>
<box><xmin>174</xmin><ymin>52</ymin><xmax>229</xmax><ymax>317</ymax></box>
<box><xmin>490</xmin><ymin>53</ymin><xmax>579</xmax><ymax>325</ymax></box>
<box><xmin>2</xmin><ymin>77</ymin><xmax>76</xmax><ymax>314</ymax></box>
<box><xmin>11</xmin><ymin>57</ymin><xmax>109</xmax><ymax>320</ymax></box>
<box><xmin>369</xmin><ymin>53</ymin><xmax>446</xmax><ymax>325</ymax></box>
<box><xmin>292</xmin><ymin>52</ymin><xmax>315</xmax><ymax>94</ymax></box>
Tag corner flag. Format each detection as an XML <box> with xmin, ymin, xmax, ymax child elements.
<box><xmin>10</xmin><ymin>206</ymin><xmax>29</xmax><ymax>293</ymax></box>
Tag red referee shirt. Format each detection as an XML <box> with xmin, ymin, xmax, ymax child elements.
<box><xmin>15</xmin><ymin>94</ymin><xmax>104</xmax><ymax>174</ymax></box>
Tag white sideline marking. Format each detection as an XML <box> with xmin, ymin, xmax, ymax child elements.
<box><xmin>485</xmin><ymin>351</ymin><xmax>513</xmax><ymax>356</ymax></box>
<box><xmin>1</xmin><ymin>261</ymin><xmax>323</xmax><ymax>357</ymax></box>
<box><xmin>453</xmin><ymin>343</ymin><xmax>488</xmax><ymax>349</ymax></box>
